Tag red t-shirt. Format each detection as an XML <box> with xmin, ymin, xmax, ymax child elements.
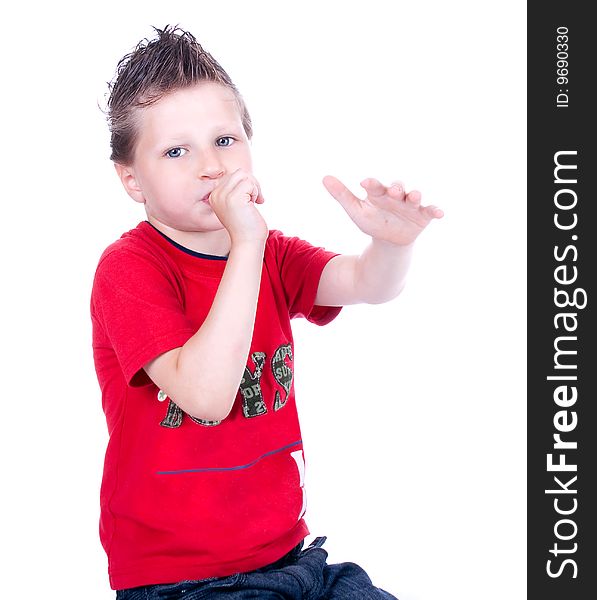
<box><xmin>91</xmin><ymin>222</ymin><xmax>341</xmax><ymax>590</ymax></box>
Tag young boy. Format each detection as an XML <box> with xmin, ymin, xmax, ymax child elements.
<box><xmin>91</xmin><ymin>25</ymin><xmax>442</xmax><ymax>599</ymax></box>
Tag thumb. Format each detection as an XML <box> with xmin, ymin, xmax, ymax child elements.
<box><xmin>322</xmin><ymin>175</ymin><xmax>362</xmax><ymax>220</ymax></box>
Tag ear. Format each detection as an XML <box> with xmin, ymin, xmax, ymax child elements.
<box><xmin>114</xmin><ymin>162</ymin><xmax>145</xmax><ymax>204</ymax></box>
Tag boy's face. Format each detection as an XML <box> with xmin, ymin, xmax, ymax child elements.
<box><xmin>115</xmin><ymin>82</ymin><xmax>253</xmax><ymax>239</ymax></box>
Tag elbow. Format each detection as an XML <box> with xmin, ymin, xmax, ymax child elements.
<box><xmin>183</xmin><ymin>390</ymin><xmax>237</xmax><ymax>423</ymax></box>
<box><xmin>164</xmin><ymin>385</ymin><xmax>236</xmax><ymax>423</ymax></box>
<box><xmin>363</xmin><ymin>282</ymin><xmax>406</xmax><ymax>304</ymax></box>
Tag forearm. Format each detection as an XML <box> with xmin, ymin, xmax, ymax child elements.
<box><xmin>354</xmin><ymin>238</ymin><xmax>414</xmax><ymax>304</ymax></box>
<box><xmin>149</xmin><ymin>240</ymin><xmax>266</xmax><ymax>421</ymax></box>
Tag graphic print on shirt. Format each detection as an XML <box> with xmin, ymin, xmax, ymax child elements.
<box><xmin>158</xmin><ymin>342</ymin><xmax>294</xmax><ymax>427</ymax></box>
<box><xmin>272</xmin><ymin>344</ymin><xmax>293</xmax><ymax>411</ymax></box>
<box><xmin>239</xmin><ymin>352</ymin><xmax>267</xmax><ymax>417</ymax></box>
<box><xmin>159</xmin><ymin>396</ymin><xmax>221</xmax><ymax>428</ymax></box>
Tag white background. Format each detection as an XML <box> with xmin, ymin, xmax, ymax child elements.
<box><xmin>1</xmin><ymin>1</ymin><xmax>526</xmax><ymax>598</ymax></box>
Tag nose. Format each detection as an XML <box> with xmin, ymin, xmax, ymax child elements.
<box><xmin>198</xmin><ymin>148</ymin><xmax>225</xmax><ymax>180</ymax></box>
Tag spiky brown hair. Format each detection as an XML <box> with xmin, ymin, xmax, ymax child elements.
<box><xmin>106</xmin><ymin>25</ymin><xmax>252</xmax><ymax>164</ymax></box>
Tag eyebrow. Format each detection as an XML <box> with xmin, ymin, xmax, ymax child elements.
<box><xmin>160</xmin><ymin>123</ymin><xmax>243</xmax><ymax>139</ymax></box>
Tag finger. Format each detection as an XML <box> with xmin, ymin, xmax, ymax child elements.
<box><xmin>322</xmin><ymin>175</ymin><xmax>363</xmax><ymax>219</ymax></box>
<box><xmin>209</xmin><ymin>168</ymin><xmax>246</xmax><ymax>201</ymax></box>
<box><xmin>243</xmin><ymin>179</ymin><xmax>261</xmax><ymax>203</ymax></box>
<box><xmin>405</xmin><ymin>190</ymin><xmax>422</xmax><ymax>207</ymax></box>
<box><xmin>250</xmin><ymin>182</ymin><xmax>263</xmax><ymax>204</ymax></box>
<box><xmin>223</xmin><ymin>171</ymin><xmax>261</xmax><ymax>203</ymax></box>
<box><xmin>423</xmin><ymin>204</ymin><xmax>444</xmax><ymax>219</ymax></box>
<box><xmin>388</xmin><ymin>181</ymin><xmax>406</xmax><ymax>201</ymax></box>
<box><xmin>359</xmin><ymin>177</ymin><xmax>387</xmax><ymax>198</ymax></box>
<box><xmin>254</xmin><ymin>180</ymin><xmax>265</xmax><ymax>204</ymax></box>
<box><xmin>239</xmin><ymin>171</ymin><xmax>264</xmax><ymax>204</ymax></box>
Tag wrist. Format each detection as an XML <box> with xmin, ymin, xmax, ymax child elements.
<box><xmin>369</xmin><ymin>236</ymin><xmax>414</xmax><ymax>255</ymax></box>
<box><xmin>229</xmin><ymin>235</ymin><xmax>268</xmax><ymax>255</ymax></box>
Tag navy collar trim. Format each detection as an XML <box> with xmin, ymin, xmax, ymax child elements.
<box><xmin>147</xmin><ymin>222</ymin><xmax>228</xmax><ymax>260</ymax></box>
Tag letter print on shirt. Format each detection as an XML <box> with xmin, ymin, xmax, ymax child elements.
<box><xmin>157</xmin><ymin>342</ymin><xmax>294</xmax><ymax>427</ymax></box>
<box><xmin>159</xmin><ymin>394</ymin><xmax>221</xmax><ymax>428</ymax></box>
<box><xmin>239</xmin><ymin>352</ymin><xmax>267</xmax><ymax>418</ymax></box>
<box><xmin>272</xmin><ymin>344</ymin><xmax>293</xmax><ymax>411</ymax></box>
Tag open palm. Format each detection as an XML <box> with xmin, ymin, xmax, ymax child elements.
<box><xmin>323</xmin><ymin>175</ymin><xmax>443</xmax><ymax>246</ymax></box>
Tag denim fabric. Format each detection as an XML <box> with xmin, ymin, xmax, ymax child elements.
<box><xmin>115</xmin><ymin>537</ymin><xmax>397</xmax><ymax>599</ymax></box>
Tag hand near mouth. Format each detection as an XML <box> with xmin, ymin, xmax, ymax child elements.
<box><xmin>207</xmin><ymin>169</ymin><xmax>268</xmax><ymax>245</ymax></box>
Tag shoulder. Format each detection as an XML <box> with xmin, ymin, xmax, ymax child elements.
<box><xmin>265</xmin><ymin>229</ymin><xmax>338</xmax><ymax>267</ymax></box>
<box><xmin>263</xmin><ymin>229</ymin><xmax>288</xmax><ymax>264</ymax></box>
<box><xmin>97</xmin><ymin>222</ymin><xmax>155</xmax><ymax>262</ymax></box>
<box><xmin>265</xmin><ymin>229</ymin><xmax>319</xmax><ymax>260</ymax></box>
<box><xmin>95</xmin><ymin>222</ymin><xmax>176</xmax><ymax>276</ymax></box>
<box><xmin>265</xmin><ymin>228</ymin><xmax>285</xmax><ymax>248</ymax></box>
<box><xmin>92</xmin><ymin>222</ymin><xmax>184</xmax><ymax>305</ymax></box>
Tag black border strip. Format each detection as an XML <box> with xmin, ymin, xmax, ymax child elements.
<box><xmin>528</xmin><ymin>3</ymin><xmax>596</xmax><ymax>597</ymax></box>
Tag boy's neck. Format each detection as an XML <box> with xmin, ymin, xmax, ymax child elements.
<box><xmin>147</xmin><ymin>219</ymin><xmax>231</xmax><ymax>257</ymax></box>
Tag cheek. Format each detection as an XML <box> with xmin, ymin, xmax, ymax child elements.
<box><xmin>142</xmin><ymin>174</ymin><xmax>181</xmax><ymax>206</ymax></box>
<box><xmin>148</xmin><ymin>164</ymin><xmax>187</xmax><ymax>190</ymax></box>
<box><xmin>235</xmin><ymin>148</ymin><xmax>253</xmax><ymax>170</ymax></box>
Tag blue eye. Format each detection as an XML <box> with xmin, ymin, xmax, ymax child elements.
<box><xmin>216</xmin><ymin>137</ymin><xmax>234</xmax><ymax>147</ymax></box>
<box><xmin>166</xmin><ymin>147</ymin><xmax>187</xmax><ymax>158</ymax></box>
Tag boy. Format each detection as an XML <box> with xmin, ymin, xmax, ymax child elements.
<box><xmin>91</xmin><ymin>25</ymin><xmax>442</xmax><ymax>599</ymax></box>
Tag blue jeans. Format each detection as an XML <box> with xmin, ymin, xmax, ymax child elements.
<box><xmin>116</xmin><ymin>537</ymin><xmax>397</xmax><ymax>599</ymax></box>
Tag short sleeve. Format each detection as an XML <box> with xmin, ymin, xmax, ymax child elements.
<box><xmin>91</xmin><ymin>247</ymin><xmax>195</xmax><ymax>385</ymax></box>
<box><xmin>268</xmin><ymin>230</ymin><xmax>342</xmax><ymax>325</ymax></box>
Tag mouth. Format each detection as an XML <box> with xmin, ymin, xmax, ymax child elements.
<box><xmin>200</xmin><ymin>192</ymin><xmax>212</xmax><ymax>203</ymax></box>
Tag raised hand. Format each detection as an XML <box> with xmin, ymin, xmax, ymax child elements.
<box><xmin>322</xmin><ymin>175</ymin><xmax>443</xmax><ymax>246</ymax></box>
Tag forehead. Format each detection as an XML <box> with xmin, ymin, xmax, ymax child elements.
<box><xmin>137</xmin><ymin>82</ymin><xmax>241</xmax><ymax>135</ymax></box>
